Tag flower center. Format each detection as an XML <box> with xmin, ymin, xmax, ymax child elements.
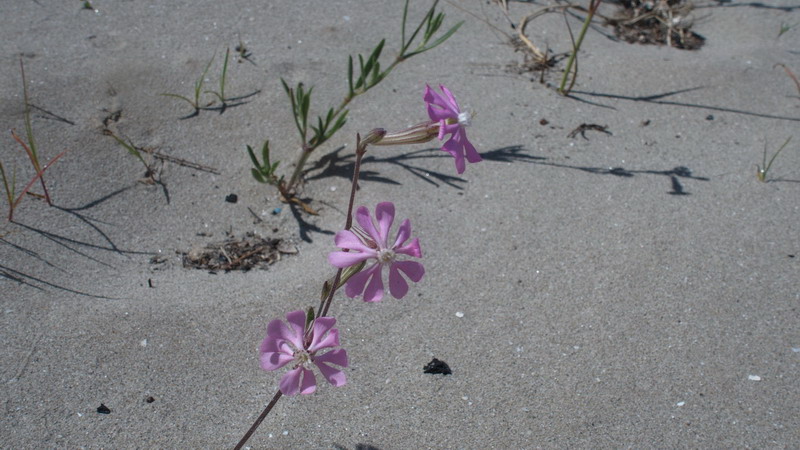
<box><xmin>377</xmin><ymin>248</ymin><xmax>396</xmax><ymax>264</ymax></box>
<box><xmin>458</xmin><ymin>111</ymin><xmax>471</xmax><ymax>127</ymax></box>
<box><xmin>294</xmin><ymin>349</ymin><xmax>311</xmax><ymax>366</ymax></box>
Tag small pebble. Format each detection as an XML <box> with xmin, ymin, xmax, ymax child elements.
<box><xmin>455</xmin><ymin>311</ymin><xmax>464</xmax><ymax>318</ymax></box>
<box><xmin>748</xmin><ymin>375</ymin><xmax>761</xmax><ymax>381</ymax></box>
<box><xmin>676</xmin><ymin>401</ymin><xmax>685</xmax><ymax>407</ymax></box>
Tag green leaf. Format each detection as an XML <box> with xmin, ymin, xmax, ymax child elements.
<box><xmin>219</xmin><ymin>47</ymin><xmax>230</xmax><ymax>100</ymax></box>
<box><xmin>406</xmin><ymin>21</ymin><xmax>462</xmax><ymax>58</ymax></box>
<box><xmin>261</xmin><ymin>141</ymin><xmax>271</xmax><ymax>166</ymax></box>
<box><xmin>251</xmin><ymin>168</ymin><xmax>266</xmax><ymax>183</ymax></box>
<box><xmin>347</xmin><ymin>55</ymin><xmax>355</xmax><ymax>96</ymax></box>
<box><xmin>246</xmin><ymin>144</ymin><xmax>261</xmax><ymax>168</ymax></box>
<box><xmin>305</xmin><ymin>307</ymin><xmax>316</xmax><ymax>331</ymax></box>
<box><xmin>327</xmin><ymin>110</ymin><xmax>348</xmax><ymax>139</ymax></box>
<box><xmin>401</xmin><ymin>0</ymin><xmax>410</xmax><ymax>47</ymax></box>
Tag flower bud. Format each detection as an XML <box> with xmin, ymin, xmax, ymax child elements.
<box><xmin>371</xmin><ymin>121</ymin><xmax>439</xmax><ymax>146</ymax></box>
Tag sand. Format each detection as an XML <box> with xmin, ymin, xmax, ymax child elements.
<box><xmin>1</xmin><ymin>0</ymin><xmax>799</xmax><ymax>448</ymax></box>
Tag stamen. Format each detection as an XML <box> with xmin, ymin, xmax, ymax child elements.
<box><xmin>458</xmin><ymin>111</ymin><xmax>471</xmax><ymax>127</ymax></box>
<box><xmin>377</xmin><ymin>248</ymin><xmax>396</xmax><ymax>264</ymax></box>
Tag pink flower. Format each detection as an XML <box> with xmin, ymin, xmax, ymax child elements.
<box><xmin>328</xmin><ymin>202</ymin><xmax>424</xmax><ymax>302</ymax></box>
<box><xmin>424</xmin><ymin>84</ymin><xmax>481</xmax><ymax>174</ymax></box>
<box><xmin>260</xmin><ymin>310</ymin><xmax>348</xmax><ymax>396</ymax></box>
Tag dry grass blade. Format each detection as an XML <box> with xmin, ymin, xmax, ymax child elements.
<box><xmin>774</xmin><ymin>63</ymin><xmax>800</xmax><ymax>95</ymax></box>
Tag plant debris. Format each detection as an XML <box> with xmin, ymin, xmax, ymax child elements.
<box><xmin>182</xmin><ymin>232</ymin><xmax>297</xmax><ymax>272</ymax></box>
<box><xmin>608</xmin><ymin>0</ymin><xmax>705</xmax><ymax>50</ymax></box>
<box><xmin>568</xmin><ymin>123</ymin><xmax>612</xmax><ymax>139</ymax></box>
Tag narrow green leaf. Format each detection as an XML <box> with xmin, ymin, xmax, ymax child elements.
<box><xmin>356</xmin><ymin>54</ymin><xmax>366</xmax><ymax>89</ymax></box>
<box><xmin>251</xmin><ymin>168</ymin><xmax>266</xmax><ymax>183</ymax></box>
<box><xmin>328</xmin><ymin>110</ymin><xmax>348</xmax><ymax>138</ymax></box>
<box><xmin>404</xmin><ymin>0</ymin><xmax>437</xmax><ymax>53</ymax></box>
<box><xmin>401</xmin><ymin>0</ymin><xmax>410</xmax><ymax>48</ymax></box>
<box><xmin>195</xmin><ymin>52</ymin><xmax>215</xmax><ymax>103</ymax></box>
<box><xmin>160</xmin><ymin>93</ymin><xmax>197</xmax><ymax>107</ymax></box>
<box><xmin>261</xmin><ymin>140</ymin><xmax>271</xmax><ymax>166</ymax></box>
<box><xmin>280</xmin><ymin>78</ymin><xmax>292</xmax><ymax>99</ymax></box>
<box><xmin>19</xmin><ymin>59</ymin><xmax>38</xmax><ymax>162</ymax></box>
<box><xmin>407</xmin><ymin>21</ymin><xmax>462</xmax><ymax>58</ymax></box>
<box><xmin>219</xmin><ymin>47</ymin><xmax>230</xmax><ymax>100</ymax></box>
<box><xmin>246</xmin><ymin>144</ymin><xmax>261</xmax><ymax>168</ymax></box>
<box><xmin>0</xmin><ymin>161</ymin><xmax>14</xmax><ymax>209</ymax></box>
<box><xmin>347</xmin><ymin>55</ymin><xmax>355</xmax><ymax>96</ymax></box>
<box><xmin>368</xmin><ymin>39</ymin><xmax>385</xmax><ymax>66</ymax></box>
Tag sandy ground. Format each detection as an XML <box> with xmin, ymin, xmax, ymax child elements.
<box><xmin>1</xmin><ymin>0</ymin><xmax>799</xmax><ymax>448</ymax></box>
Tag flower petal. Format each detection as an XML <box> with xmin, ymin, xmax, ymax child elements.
<box><xmin>459</xmin><ymin>129</ymin><xmax>482</xmax><ymax>163</ymax></box>
<box><xmin>328</xmin><ymin>249</ymin><xmax>374</xmax><ymax>268</ymax></box>
<box><xmin>395</xmin><ymin>237</ymin><xmax>422</xmax><ymax>259</ymax></box>
<box><xmin>344</xmin><ymin>263</ymin><xmax>379</xmax><ymax>299</ymax></box>
<box><xmin>298</xmin><ymin>367</ymin><xmax>317</xmax><ymax>395</ymax></box>
<box><xmin>285</xmin><ymin>310</ymin><xmax>307</xmax><ymax>347</ymax></box>
<box><xmin>424</xmin><ymin>84</ymin><xmax>458</xmax><ymax>118</ymax></box>
<box><xmin>266</xmin><ymin>316</ymin><xmax>302</xmax><ymax>350</ymax></box>
<box><xmin>259</xmin><ymin>347</ymin><xmax>295</xmax><ymax>371</ymax></box>
<box><xmin>361</xmin><ymin>265</ymin><xmax>385</xmax><ymax>303</ymax></box>
<box><xmin>393</xmin><ymin>219</ymin><xmax>411</xmax><ymax>249</ymax></box>
<box><xmin>308</xmin><ymin>319</ymin><xmax>339</xmax><ymax>352</ymax></box>
<box><xmin>394</xmin><ymin>260</ymin><xmax>425</xmax><ymax>282</ymax></box>
<box><xmin>278</xmin><ymin>367</ymin><xmax>300</xmax><ymax>396</ymax></box>
<box><xmin>374</xmin><ymin>202</ymin><xmax>395</xmax><ymax>247</ymax></box>
<box><xmin>442</xmin><ymin>136</ymin><xmax>466</xmax><ymax>174</ymax></box>
<box><xmin>388</xmin><ymin>263</ymin><xmax>410</xmax><ymax>299</ymax></box>
<box><xmin>333</xmin><ymin>230</ymin><xmax>373</xmax><ymax>253</ymax></box>
<box><xmin>438</xmin><ymin>84</ymin><xmax>461</xmax><ymax>112</ymax></box>
<box><xmin>314</xmin><ymin>349</ymin><xmax>349</xmax><ymax>387</ymax></box>
<box><xmin>355</xmin><ymin>206</ymin><xmax>380</xmax><ymax>245</ymax></box>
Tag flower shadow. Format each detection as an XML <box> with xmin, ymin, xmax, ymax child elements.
<box><xmin>305</xmin><ymin>145</ymin><xmax>541</xmax><ymax>190</ymax></box>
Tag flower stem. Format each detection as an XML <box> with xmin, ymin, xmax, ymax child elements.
<box><xmin>285</xmin><ymin>143</ymin><xmax>314</xmax><ymax>193</ymax></box>
<box><xmin>233</xmin><ymin>390</ymin><xmax>283</xmax><ymax>450</ymax></box>
<box><xmin>318</xmin><ymin>133</ymin><xmax>370</xmax><ymax>318</ymax></box>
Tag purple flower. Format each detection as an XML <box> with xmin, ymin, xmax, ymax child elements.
<box><xmin>260</xmin><ymin>310</ymin><xmax>348</xmax><ymax>396</ymax></box>
<box><xmin>424</xmin><ymin>84</ymin><xmax>481</xmax><ymax>174</ymax></box>
<box><xmin>328</xmin><ymin>202</ymin><xmax>424</xmax><ymax>302</ymax></box>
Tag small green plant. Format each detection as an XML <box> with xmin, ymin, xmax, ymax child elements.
<box><xmin>2</xmin><ymin>60</ymin><xmax>67</xmax><ymax>222</ymax></box>
<box><xmin>161</xmin><ymin>49</ymin><xmax>234</xmax><ymax>116</ymax></box>
<box><xmin>247</xmin><ymin>0</ymin><xmax>462</xmax><ymax>205</ymax></box>
<box><xmin>247</xmin><ymin>140</ymin><xmax>282</xmax><ymax>186</ymax></box>
<box><xmin>757</xmin><ymin>136</ymin><xmax>792</xmax><ymax>182</ymax></box>
<box><xmin>2</xmin><ymin>132</ymin><xmax>67</xmax><ymax>222</ymax></box>
<box><xmin>778</xmin><ymin>21</ymin><xmax>797</xmax><ymax>39</ymax></box>
<box><xmin>205</xmin><ymin>47</ymin><xmax>232</xmax><ymax>108</ymax></box>
<box><xmin>558</xmin><ymin>0</ymin><xmax>602</xmax><ymax>96</ymax></box>
<box><xmin>103</xmin><ymin>130</ymin><xmax>158</xmax><ymax>184</ymax></box>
